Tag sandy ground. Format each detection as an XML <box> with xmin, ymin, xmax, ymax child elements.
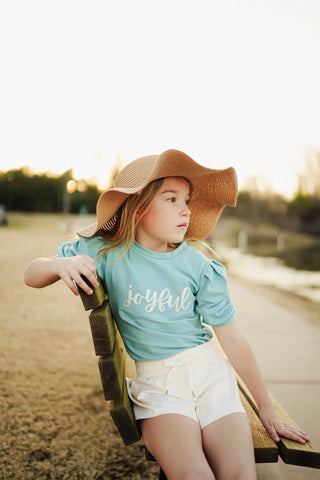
<box><xmin>1</xmin><ymin>214</ymin><xmax>319</xmax><ymax>479</ymax></box>
<box><xmin>0</xmin><ymin>214</ymin><xmax>159</xmax><ymax>480</ymax></box>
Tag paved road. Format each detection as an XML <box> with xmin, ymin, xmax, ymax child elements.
<box><xmin>228</xmin><ymin>275</ymin><xmax>320</xmax><ymax>480</ymax></box>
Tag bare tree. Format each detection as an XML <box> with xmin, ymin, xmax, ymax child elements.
<box><xmin>106</xmin><ymin>154</ymin><xmax>122</xmax><ymax>188</ymax></box>
<box><xmin>297</xmin><ymin>146</ymin><xmax>320</xmax><ymax>197</ymax></box>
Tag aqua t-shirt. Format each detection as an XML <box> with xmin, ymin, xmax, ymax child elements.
<box><xmin>58</xmin><ymin>237</ymin><xmax>235</xmax><ymax>361</ymax></box>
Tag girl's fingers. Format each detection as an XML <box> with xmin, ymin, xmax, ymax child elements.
<box><xmin>80</xmin><ymin>257</ymin><xmax>99</xmax><ymax>288</ymax></box>
<box><xmin>276</xmin><ymin>422</ymin><xmax>310</xmax><ymax>444</ymax></box>
<box><xmin>59</xmin><ymin>256</ymin><xmax>98</xmax><ymax>295</ymax></box>
<box><xmin>266</xmin><ymin>424</ymin><xmax>280</xmax><ymax>443</ymax></box>
<box><xmin>60</xmin><ymin>274</ymin><xmax>81</xmax><ymax>295</ymax></box>
<box><xmin>260</xmin><ymin>405</ymin><xmax>311</xmax><ymax>445</ymax></box>
<box><xmin>62</xmin><ymin>273</ymin><xmax>95</xmax><ymax>296</ymax></box>
<box><xmin>73</xmin><ymin>272</ymin><xmax>97</xmax><ymax>295</ymax></box>
<box><xmin>82</xmin><ymin>269</ymin><xmax>99</xmax><ymax>290</ymax></box>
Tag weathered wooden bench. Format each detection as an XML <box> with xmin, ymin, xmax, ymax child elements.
<box><xmin>79</xmin><ymin>277</ymin><xmax>320</xmax><ymax>478</ymax></box>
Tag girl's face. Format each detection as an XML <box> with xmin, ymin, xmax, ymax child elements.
<box><xmin>135</xmin><ymin>177</ymin><xmax>191</xmax><ymax>252</ymax></box>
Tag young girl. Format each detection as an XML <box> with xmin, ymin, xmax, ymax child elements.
<box><xmin>24</xmin><ymin>149</ymin><xmax>309</xmax><ymax>480</ymax></box>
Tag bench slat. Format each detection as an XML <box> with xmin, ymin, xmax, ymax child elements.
<box><xmin>89</xmin><ymin>300</ymin><xmax>115</xmax><ymax>355</ymax></box>
<box><xmin>98</xmin><ymin>329</ymin><xmax>128</xmax><ymax>401</ymax></box>
<box><xmin>93</xmin><ymin>311</ymin><xmax>140</xmax><ymax>445</ymax></box>
<box><xmin>271</xmin><ymin>395</ymin><xmax>320</xmax><ymax>469</ymax></box>
<box><xmin>239</xmin><ymin>390</ymin><xmax>278</xmax><ymax>463</ymax></box>
<box><xmin>79</xmin><ymin>276</ymin><xmax>106</xmax><ymax>310</ymax></box>
<box><xmin>109</xmin><ymin>359</ymin><xmax>141</xmax><ymax>446</ymax></box>
<box><xmin>237</xmin><ymin>376</ymin><xmax>320</xmax><ymax>469</ymax></box>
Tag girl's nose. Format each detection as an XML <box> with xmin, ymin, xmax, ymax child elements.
<box><xmin>182</xmin><ymin>204</ymin><xmax>191</xmax><ymax>216</ymax></box>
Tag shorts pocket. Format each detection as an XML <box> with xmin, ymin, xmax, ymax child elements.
<box><xmin>126</xmin><ymin>376</ymin><xmax>166</xmax><ymax>408</ymax></box>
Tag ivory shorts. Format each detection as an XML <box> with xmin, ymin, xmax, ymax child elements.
<box><xmin>126</xmin><ymin>339</ymin><xmax>245</xmax><ymax>429</ymax></box>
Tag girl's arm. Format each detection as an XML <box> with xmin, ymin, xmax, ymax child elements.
<box><xmin>24</xmin><ymin>255</ymin><xmax>98</xmax><ymax>296</ymax></box>
<box><xmin>214</xmin><ymin>322</ymin><xmax>310</xmax><ymax>444</ymax></box>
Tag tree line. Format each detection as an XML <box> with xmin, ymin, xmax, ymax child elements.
<box><xmin>225</xmin><ymin>190</ymin><xmax>320</xmax><ymax>235</ymax></box>
<box><xmin>0</xmin><ymin>166</ymin><xmax>319</xmax><ymax>235</ymax></box>
<box><xmin>0</xmin><ymin>168</ymin><xmax>100</xmax><ymax>215</ymax></box>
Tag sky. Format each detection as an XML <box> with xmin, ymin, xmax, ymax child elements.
<box><xmin>0</xmin><ymin>0</ymin><xmax>319</xmax><ymax>197</ymax></box>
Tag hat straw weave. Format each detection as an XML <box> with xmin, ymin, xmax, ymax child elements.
<box><xmin>77</xmin><ymin>149</ymin><xmax>237</xmax><ymax>239</ymax></box>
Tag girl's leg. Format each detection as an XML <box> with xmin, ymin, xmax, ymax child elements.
<box><xmin>202</xmin><ymin>412</ymin><xmax>257</xmax><ymax>480</ymax></box>
<box><xmin>140</xmin><ymin>414</ymin><xmax>216</xmax><ymax>480</ymax></box>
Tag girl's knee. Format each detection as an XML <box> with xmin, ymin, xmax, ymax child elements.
<box><xmin>170</xmin><ymin>467</ymin><xmax>215</xmax><ymax>480</ymax></box>
<box><xmin>237</xmin><ymin>474</ymin><xmax>256</xmax><ymax>480</ymax></box>
<box><xmin>222</xmin><ymin>469</ymin><xmax>256</xmax><ymax>480</ymax></box>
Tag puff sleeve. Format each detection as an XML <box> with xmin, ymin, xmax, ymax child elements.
<box><xmin>195</xmin><ymin>259</ymin><xmax>235</xmax><ymax>327</ymax></box>
<box><xmin>57</xmin><ymin>236</ymin><xmax>106</xmax><ymax>280</ymax></box>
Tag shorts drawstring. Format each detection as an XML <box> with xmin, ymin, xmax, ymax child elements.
<box><xmin>164</xmin><ymin>359</ymin><xmax>197</xmax><ymax>400</ymax></box>
<box><xmin>127</xmin><ymin>340</ymin><xmax>245</xmax><ymax>427</ymax></box>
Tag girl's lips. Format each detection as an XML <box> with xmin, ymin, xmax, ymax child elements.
<box><xmin>177</xmin><ymin>223</ymin><xmax>188</xmax><ymax>228</ymax></box>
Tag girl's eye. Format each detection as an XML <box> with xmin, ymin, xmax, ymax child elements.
<box><xmin>167</xmin><ymin>197</ymin><xmax>176</xmax><ymax>203</ymax></box>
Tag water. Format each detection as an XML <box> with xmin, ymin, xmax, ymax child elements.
<box><xmin>276</xmin><ymin>245</ymin><xmax>320</xmax><ymax>272</ymax></box>
<box><xmin>219</xmin><ymin>244</ymin><xmax>320</xmax><ymax>304</ymax></box>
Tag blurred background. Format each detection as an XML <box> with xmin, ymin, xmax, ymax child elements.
<box><xmin>1</xmin><ymin>0</ymin><xmax>319</xmax><ymax>303</ymax></box>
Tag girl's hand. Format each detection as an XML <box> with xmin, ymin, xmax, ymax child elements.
<box><xmin>57</xmin><ymin>255</ymin><xmax>98</xmax><ymax>296</ymax></box>
<box><xmin>259</xmin><ymin>404</ymin><xmax>311</xmax><ymax>444</ymax></box>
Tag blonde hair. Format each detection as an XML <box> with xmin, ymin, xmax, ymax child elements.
<box><xmin>186</xmin><ymin>238</ymin><xmax>221</xmax><ymax>261</ymax></box>
<box><xmin>97</xmin><ymin>178</ymin><xmax>165</xmax><ymax>260</ymax></box>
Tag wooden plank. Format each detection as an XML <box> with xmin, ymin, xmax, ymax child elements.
<box><xmin>78</xmin><ymin>275</ymin><xmax>106</xmax><ymax>310</ymax></box>
<box><xmin>270</xmin><ymin>394</ymin><xmax>320</xmax><ymax>469</ymax></box>
<box><xmin>94</xmin><ymin>306</ymin><xmax>139</xmax><ymax>445</ymax></box>
<box><xmin>89</xmin><ymin>300</ymin><xmax>115</xmax><ymax>356</ymax></box>
<box><xmin>109</xmin><ymin>358</ymin><xmax>140</xmax><ymax>446</ymax></box>
<box><xmin>237</xmin><ymin>375</ymin><xmax>320</xmax><ymax>469</ymax></box>
<box><xmin>98</xmin><ymin>329</ymin><xmax>126</xmax><ymax>401</ymax></box>
<box><xmin>239</xmin><ymin>390</ymin><xmax>278</xmax><ymax>463</ymax></box>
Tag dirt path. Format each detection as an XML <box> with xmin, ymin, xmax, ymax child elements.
<box><xmin>1</xmin><ymin>214</ymin><xmax>319</xmax><ymax>479</ymax></box>
<box><xmin>0</xmin><ymin>214</ymin><xmax>159</xmax><ymax>480</ymax></box>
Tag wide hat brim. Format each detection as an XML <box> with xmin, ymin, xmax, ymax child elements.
<box><xmin>77</xmin><ymin>149</ymin><xmax>238</xmax><ymax>240</ymax></box>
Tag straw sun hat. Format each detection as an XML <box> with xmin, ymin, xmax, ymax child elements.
<box><xmin>77</xmin><ymin>149</ymin><xmax>238</xmax><ymax>240</ymax></box>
